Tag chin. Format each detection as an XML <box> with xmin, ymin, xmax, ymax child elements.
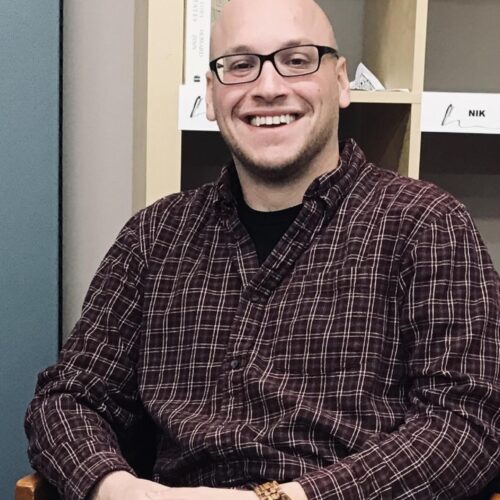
<box><xmin>235</xmin><ymin>150</ymin><xmax>310</xmax><ymax>185</ymax></box>
<box><xmin>221</xmin><ymin>118</ymin><xmax>337</xmax><ymax>185</ymax></box>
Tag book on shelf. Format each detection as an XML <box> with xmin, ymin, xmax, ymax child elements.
<box><xmin>184</xmin><ymin>0</ymin><xmax>229</xmax><ymax>85</ymax></box>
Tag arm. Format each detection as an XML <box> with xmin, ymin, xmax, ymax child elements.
<box><xmin>295</xmin><ymin>208</ymin><xmax>500</xmax><ymax>499</ymax></box>
<box><xmin>25</xmin><ymin>213</ymin><xmax>148</xmax><ymax>500</ymax></box>
<box><xmin>91</xmin><ymin>472</ymin><xmax>306</xmax><ymax>500</ymax></box>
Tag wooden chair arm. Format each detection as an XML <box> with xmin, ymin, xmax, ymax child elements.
<box><xmin>15</xmin><ymin>473</ymin><xmax>60</xmax><ymax>500</ymax></box>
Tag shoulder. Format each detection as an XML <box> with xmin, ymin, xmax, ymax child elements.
<box><xmin>139</xmin><ymin>182</ymin><xmax>215</xmax><ymax>225</ymax></box>
<box><xmin>351</xmin><ymin>163</ymin><xmax>468</xmax><ymax>231</ymax></box>
<box><xmin>335</xmin><ymin>162</ymin><xmax>486</xmax><ymax>266</ymax></box>
<box><xmin>122</xmin><ymin>182</ymin><xmax>218</xmax><ymax>261</ymax></box>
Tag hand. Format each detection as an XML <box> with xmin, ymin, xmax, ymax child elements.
<box><xmin>90</xmin><ymin>471</ymin><xmax>170</xmax><ymax>500</ymax></box>
<box><xmin>280</xmin><ymin>482</ymin><xmax>308</xmax><ymax>500</ymax></box>
<box><xmin>90</xmin><ymin>471</ymin><xmax>257</xmax><ymax>500</ymax></box>
<box><xmin>91</xmin><ymin>471</ymin><xmax>307</xmax><ymax>500</ymax></box>
<box><xmin>139</xmin><ymin>483</ymin><xmax>306</xmax><ymax>500</ymax></box>
<box><xmin>143</xmin><ymin>486</ymin><xmax>256</xmax><ymax>499</ymax></box>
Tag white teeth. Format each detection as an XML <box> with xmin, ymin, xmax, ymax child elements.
<box><xmin>250</xmin><ymin>114</ymin><xmax>297</xmax><ymax>127</ymax></box>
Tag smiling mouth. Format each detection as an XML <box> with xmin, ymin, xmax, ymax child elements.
<box><xmin>248</xmin><ymin>114</ymin><xmax>298</xmax><ymax>127</ymax></box>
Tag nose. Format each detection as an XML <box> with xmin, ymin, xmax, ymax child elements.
<box><xmin>250</xmin><ymin>60</ymin><xmax>289</xmax><ymax>101</ymax></box>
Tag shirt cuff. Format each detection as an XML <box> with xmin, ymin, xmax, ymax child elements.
<box><xmin>64</xmin><ymin>449</ymin><xmax>135</xmax><ymax>500</ymax></box>
<box><xmin>296</xmin><ymin>450</ymin><xmax>391</xmax><ymax>500</ymax></box>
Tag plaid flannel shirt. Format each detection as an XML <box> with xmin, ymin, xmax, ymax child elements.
<box><xmin>26</xmin><ymin>140</ymin><xmax>500</xmax><ymax>499</ymax></box>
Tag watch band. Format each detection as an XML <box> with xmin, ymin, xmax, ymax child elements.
<box><xmin>254</xmin><ymin>481</ymin><xmax>292</xmax><ymax>500</ymax></box>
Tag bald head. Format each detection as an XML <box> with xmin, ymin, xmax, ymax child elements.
<box><xmin>210</xmin><ymin>0</ymin><xmax>337</xmax><ymax>60</ymax></box>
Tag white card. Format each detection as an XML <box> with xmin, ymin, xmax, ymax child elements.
<box><xmin>178</xmin><ymin>84</ymin><xmax>220</xmax><ymax>132</ymax></box>
<box><xmin>422</xmin><ymin>92</ymin><xmax>500</xmax><ymax>134</ymax></box>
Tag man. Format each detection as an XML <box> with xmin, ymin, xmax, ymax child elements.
<box><xmin>26</xmin><ymin>1</ymin><xmax>500</xmax><ymax>499</ymax></box>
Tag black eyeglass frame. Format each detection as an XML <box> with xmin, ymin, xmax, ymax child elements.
<box><xmin>209</xmin><ymin>44</ymin><xmax>339</xmax><ymax>85</ymax></box>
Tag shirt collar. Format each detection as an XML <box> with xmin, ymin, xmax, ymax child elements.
<box><xmin>213</xmin><ymin>138</ymin><xmax>368</xmax><ymax>214</ymax></box>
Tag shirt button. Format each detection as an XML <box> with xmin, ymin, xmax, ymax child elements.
<box><xmin>250</xmin><ymin>293</ymin><xmax>263</xmax><ymax>304</ymax></box>
<box><xmin>230</xmin><ymin>359</ymin><xmax>240</xmax><ymax>369</ymax></box>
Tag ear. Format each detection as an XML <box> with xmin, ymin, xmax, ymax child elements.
<box><xmin>205</xmin><ymin>71</ymin><xmax>216</xmax><ymax>122</ymax></box>
<box><xmin>336</xmin><ymin>57</ymin><xmax>351</xmax><ymax>109</ymax></box>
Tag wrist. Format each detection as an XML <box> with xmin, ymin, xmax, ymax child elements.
<box><xmin>253</xmin><ymin>481</ymin><xmax>307</xmax><ymax>500</ymax></box>
<box><xmin>280</xmin><ymin>481</ymin><xmax>308</xmax><ymax>500</ymax></box>
<box><xmin>90</xmin><ymin>470</ymin><xmax>136</xmax><ymax>500</ymax></box>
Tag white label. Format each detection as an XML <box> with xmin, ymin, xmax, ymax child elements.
<box><xmin>422</xmin><ymin>92</ymin><xmax>500</xmax><ymax>134</ymax></box>
<box><xmin>178</xmin><ymin>84</ymin><xmax>219</xmax><ymax>131</ymax></box>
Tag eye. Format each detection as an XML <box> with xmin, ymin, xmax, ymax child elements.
<box><xmin>227</xmin><ymin>57</ymin><xmax>257</xmax><ymax>73</ymax></box>
<box><xmin>286</xmin><ymin>55</ymin><xmax>310</xmax><ymax>67</ymax></box>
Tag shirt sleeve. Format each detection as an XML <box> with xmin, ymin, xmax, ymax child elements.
<box><xmin>25</xmin><ymin>212</ymin><xmax>148</xmax><ymax>500</ymax></box>
<box><xmin>296</xmin><ymin>207</ymin><xmax>500</xmax><ymax>499</ymax></box>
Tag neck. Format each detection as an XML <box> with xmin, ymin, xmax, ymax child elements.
<box><xmin>237</xmin><ymin>173</ymin><xmax>308</xmax><ymax>211</ymax></box>
<box><xmin>234</xmin><ymin>152</ymin><xmax>340</xmax><ymax>211</ymax></box>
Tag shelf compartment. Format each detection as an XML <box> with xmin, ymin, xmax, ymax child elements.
<box><xmin>425</xmin><ymin>0</ymin><xmax>500</xmax><ymax>93</ymax></box>
<box><xmin>420</xmin><ymin>133</ymin><xmax>500</xmax><ymax>269</ymax></box>
<box><xmin>340</xmin><ymin>103</ymin><xmax>415</xmax><ymax>177</ymax></box>
<box><xmin>181</xmin><ymin>131</ymin><xmax>228</xmax><ymax>190</ymax></box>
<box><xmin>319</xmin><ymin>0</ymin><xmax>427</xmax><ymax>93</ymax></box>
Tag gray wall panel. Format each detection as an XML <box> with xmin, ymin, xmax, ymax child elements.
<box><xmin>0</xmin><ymin>1</ymin><xmax>60</xmax><ymax>496</ymax></box>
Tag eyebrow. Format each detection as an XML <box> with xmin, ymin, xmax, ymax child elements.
<box><xmin>221</xmin><ymin>39</ymin><xmax>315</xmax><ymax>56</ymax></box>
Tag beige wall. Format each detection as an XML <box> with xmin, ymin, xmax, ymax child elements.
<box><xmin>62</xmin><ymin>0</ymin><xmax>135</xmax><ymax>338</ymax></box>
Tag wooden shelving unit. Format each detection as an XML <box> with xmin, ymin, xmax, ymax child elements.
<box><xmin>134</xmin><ymin>0</ymin><xmax>499</xmax><ymax>267</ymax></box>
<box><xmin>133</xmin><ymin>0</ymin><xmax>184</xmax><ymax>208</ymax></box>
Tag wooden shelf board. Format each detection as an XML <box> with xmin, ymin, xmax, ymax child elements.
<box><xmin>350</xmin><ymin>90</ymin><xmax>420</xmax><ymax>104</ymax></box>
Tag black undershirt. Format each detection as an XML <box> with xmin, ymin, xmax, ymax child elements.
<box><xmin>237</xmin><ymin>197</ymin><xmax>302</xmax><ymax>265</ymax></box>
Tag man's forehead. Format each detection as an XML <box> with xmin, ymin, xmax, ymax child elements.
<box><xmin>221</xmin><ymin>39</ymin><xmax>317</xmax><ymax>57</ymax></box>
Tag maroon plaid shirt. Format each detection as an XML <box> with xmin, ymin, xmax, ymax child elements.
<box><xmin>26</xmin><ymin>140</ymin><xmax>500</xmax><ymax>499</ymax></box>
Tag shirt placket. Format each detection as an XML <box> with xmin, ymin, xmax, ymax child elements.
<box><xmin>217</xmin><ymin>200</ymin><xmax>328</xmax><ymax>419</ymax></box>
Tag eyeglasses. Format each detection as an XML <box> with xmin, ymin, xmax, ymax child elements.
<box><xmin>209</xmin><ymin>44</ymin><xmax>339</xmax><ymax>85</ymax></box>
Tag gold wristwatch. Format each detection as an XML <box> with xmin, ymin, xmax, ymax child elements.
<box><xmin>254</xmin><ymin>481</ymin><xmax>292</xmax><ymax>500</ymax></box>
